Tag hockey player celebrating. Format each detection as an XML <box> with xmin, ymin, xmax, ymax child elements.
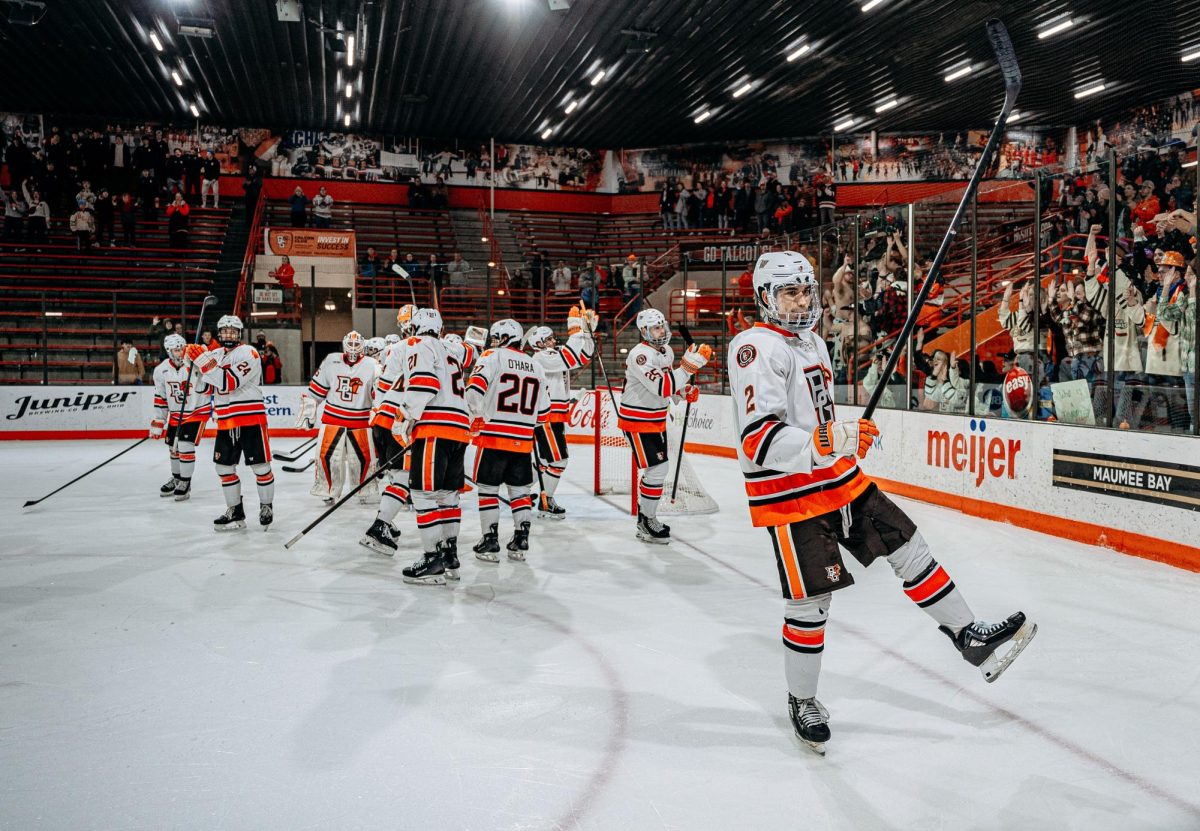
<box><xmin>187</xmin><ymin>314</ymin><xmax>276</xmax><ymax>530</ymax></box>
<box><xmin>466</xmin><ymin>319</ymin><xmax>551</xmax><ymax>561</ymax></box>
<box><xmin>619</xmin><ymin>308</ymin><xmax>711</xmax><ymax>543</ymax></box>
<box><xmin>370</xmin><ymin>306</ymin><xmax>418</xmax><ymax>469</ymax></box>
<box><xmin>150</xmin><ymin>332</ymin><xmax>212</xmax><ymax>501</ymax></box>
<box><xmin>366</xmin><ymin>308</ymin><xmax>472</xmax><ymax>584</ymax></box>
<box><xmin>527</xmin><ymin>305</ymin><xmax>597</xmax><ymax>519</ymax></box>
<box><xmin>726</xmin><ymin>251</ymin><xmax>1036</xmax><ymax>755</ymax></box>
<box><xmin>298</xmin><ymin>330</ymin><xmax>380</xmax><ymax>504</ymax></box>
<box><xmin>364</xmin><ymin>336</ymin><xmax>386</xmax><ymax>362</ymax></box>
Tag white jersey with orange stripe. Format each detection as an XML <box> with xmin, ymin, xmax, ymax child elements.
<box><xmin>466</xmin><ymin>346</ymin><xmax>551</xmax><ymax>453</ymax></box>
<box><xmin>531</xmin><ymin>331</ymin><xmax>593</xmax><ymax>423</ymax></box>
<box><xmin>375</xmin><ymin>339</ymin><xmax>410</xmax><ymax>405</ymax></box>
<box><xmin>380</xmin><ymin>335</ymin><xmax>471</xmax><ymax>442</ymax></box>
<box><xmin>152</xmin><ymin>358</ymin><xmax>211</xmax><ymax>426</ymax></box>
<box><xmin>726</xmin><ymin>322</ymin><xmax>871</xmax><ymax>527</ymax></box>
<box><xmin>194</xmin><ymin>343</ymin><xmax>267</xmax><ymax>429</ymax></box>
<box><xmin>619</xmin><ymin>340</ymin><xmax>689</xmax><ymax>433</ymax></box>
<box><xmin>308</xmin><ymin>352</ymin><xmax>380</xmax><ymax>429</ymax></box>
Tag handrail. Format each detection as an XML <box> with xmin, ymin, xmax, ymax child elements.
<box><xmin>233</xmin><ymin>189</ymin><xmax>267</xmax><ymax>319</ymax></box>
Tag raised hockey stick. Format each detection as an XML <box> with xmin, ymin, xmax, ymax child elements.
<box><xmin>670</xmin><ymin>324</ymin><xmax>696</xmax><ymax>503</ymax></box>
<box><xmin>283</xmin><ymin>443</ymin><xmax>413</xmax><ymax>550</ymax></box>
<box><xmin>172</xmin><ymin>294</ymin><xmax>220</xmax><ymax>456</ymax></box>
<box><xmin>862</xmin><ymin>19</ymin><xmax>1020</xmax><ymax>421</ymax></box>
<box><xmin>274</xmin><ymin>435</ymin><xmax>317</xmax><ymax>462</ymax></box>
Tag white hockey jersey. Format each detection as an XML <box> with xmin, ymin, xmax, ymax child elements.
<box><xmin>532</xmin><ymin>331</ymin><xmax>593</xmax><ymax>423</ymax></box>
<box><xmin>151</xmin><ymin>358</ymin><xmax>211</xmax><ymax>426</ymax></box>
<box><xmin>619</xmin><ymin>340</ymin><xmax>690</xmax><ymax>433</ymax></box>
<box><xmin>726</xmin><ymin>322</ymin><xmax>872</xmax><ymax>527</ymax></box>
<box><xmin>378</xmin><ymin>336</ymin><xmax>471</xmax><ymax>442</ymax></box>
<box><xmin>466</xmin><ymin>346</ymin><xmax>551</xmax><ymax>453</ymax></box>
<box><xmin>194</xmin><ymin>343</ymin><xmax>267</xmax><ymax>430</ymax></box>
<box><xmin>308</xmin><ymin>352</ymin><xmax>380</xmax><ymax>429</ymax></box>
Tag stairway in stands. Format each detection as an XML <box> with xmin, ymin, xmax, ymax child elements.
<box><xmin>211</xmin><ymin>203</ymin><xmax>250</xmax><ymax>317</ymax></box>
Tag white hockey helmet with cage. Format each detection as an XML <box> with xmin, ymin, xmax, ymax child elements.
<box><xmin>342</xmin><ymin>330</ymin><xmax>365</xmax><ymax>360</ymax></box>
<box><xmin>163</xmin><ymin>333</ymin><xmax>187</xmax><ymax>361</ymax></box>
<box><xmin>636</xmin><ymin>308</ymin><xmax>671</xmax><ymax>347</ymax></box>
<box><xmin>489</xmin><ymin>318</ymin><xmax>524</xmax><ymax>349</ymax></box>
<box><xmin>364</xmin><ymin>336</ymin><xmax>386</xmax><ymax>358</ymax></box>
<box><xmin>384</xmin><ymin>333</ymin><xmax>401</xmax><ymax>345</ymax></box>
<box><xmin>751</xmin><ymin>250</ymin><xmax>820</xmax><ymax>333</ymax></box>
<box><xmin>410</xmin><ymin>307</ymin><xmax>443</xmax><ymax>337</ymax></box>
<box><xmin>396</xmin><ymin>304</ymin><xmax>418</xmax><ymax>337</ymax></box>
<box><xmin>216</xmin><ymin>314</ymin><xmax>244</xmax><ymax>347</ymax></box>
<box><xmin>441</xmin><ymin>332</ymin><xmax>464</xmax><ymax>349</ymax></box>
<box><xmin>525</xmin><ymin>325</ymin><xmax>555</xmax><ymax>350</ymax></box>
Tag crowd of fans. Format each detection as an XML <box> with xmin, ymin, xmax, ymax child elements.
<box><xmin>656</xmin><ymin>175</ymin><xmax>838</xmax><ymax>235</ymax></box>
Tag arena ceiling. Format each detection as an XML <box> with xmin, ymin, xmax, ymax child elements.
<box><xmin>1</xmin><ymin>0</ymin><xmax>1198</xmax><ymax>146</ymax></box>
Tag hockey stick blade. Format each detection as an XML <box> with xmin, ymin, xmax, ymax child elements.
<box><xmin>282</xmin><ymin>459</ymin><xmax>316</xmax><ymax>473</ymax></box>
<box><xmin>23</xmin><ymin>437</ymin><xmax>152</xmax><ymax>508</ymax></box>
<box><xmin>275</xmin><ymin>436</ymin><xmax>317</xmax><ymax>462</ymax></box>
<box><xmin>985</xmin><ymin>20</ymin><xmax>1022</xmax><ymax>95</ymax></box>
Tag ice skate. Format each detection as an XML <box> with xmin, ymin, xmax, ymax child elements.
<box><xmin>474</xmin><ymin>523</ymin><xmax>501</xmax><ymax>563</ymax></box>
<box><xmin>160</xmin><ymin>477</ymin><xmax>178</xmax><ymax>497</ymax></box>
<box><xmin>506</xmin><ymin>521</ymin><xmax>530</xmax><ymax>562</ymax></box>
<box><xmin>402</xmin><ymin>550</ymin><xmax>447</xmax><ymax>585</ymax></box>
<box><xmin>636</xmin><ymin>512</ymin><xmax>671</xmax><ymax>544</ymax></box>
<box><xmin>258</xmin><ymin>503</ymin><xmax>273</xmax><ymax>529</ymax></box>
<box><xmin>941</xmin><ymin>612</ymin><xmax>1037</xmax><ymax>683</ymax></box>
<box><xmin>788</xmin><ymin>694</ymin><xmax>831</xmax><ymax>756</ymax></box>
<box><xmin>213</xmin><ymin>501</ymin><xmax>246</xmax><ymax>531</ymax></box>
<box><xmin>360</xmin><ymin>518</ymin><xmax>398</xmax><ymax>556</ymax></box>
<box><xmin>537</xmin><ymin>493</ymin><xmax>566</xmax><ymax>520</ymax></box>
<box><xmin>440</xmin><ymin>538</ymin><xmax>461</xmax><ymax>580</ymax></box>
<box><xmin>173</xmin><ymin>480</ymin><xmax>191</xmax><ymax>501</ymax></box>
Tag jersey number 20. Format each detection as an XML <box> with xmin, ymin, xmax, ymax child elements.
<box><xmin>496</xmin><ymin>372</ymin><xmax>540</xmax><ymax>415</ymax></box>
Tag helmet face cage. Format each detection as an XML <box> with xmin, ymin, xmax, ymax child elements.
<box><xmin>636</xmin><ymin>310</ymin><xmax>671</xmax><ymax>347</ymax></box>
<box><xmin>760</xmin><ymin>279</ymin><xmax>821</xmax><ymax>333</ymax></box>
<box><xmin>216</xmin><ymin>314</ymin><xmax>243</xmax><ymax>348</ymax></box>
<box><xmin>364</xmin><ymin>337</ymin><xmax>385</xmax><ymax>358</ymax></box>
<box><xmin>164</xmin><ymin>333</ymin><xmax>187</xmax><ymax>362</ymax></box>
<box><xmin>489</xmin><ymin>319</ymin><xmax>523</xmax><ymax>349</ymax></box>
<box><xmin>527</xmin><ymin>326</ymin><xmax>555</xmax><ymax>350</ymax></box>
<box><xmin>343</xmin><ymin>331</ymin><xmax>365</xmax><ymax>360</ymax></box>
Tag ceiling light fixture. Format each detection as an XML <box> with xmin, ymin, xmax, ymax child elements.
<box><xmin>786</xmin><ymin>43</ymin><xmax>810</xmax><ymax>62</ymax></box>
<box><xmin>345</xmin><ymin>83</ymin><xmax>353</xmax><ymax>98</ymax></box>
<box><xmin>565</xmin><ymin>99</ymin><xmax>578</xmax><ymax>114</ymax></box>
<box><xmin>149</xmin><ymin>31</ymin><xmax>164</xmax><ymax>52</ymax></box>
<box><xmin>1007</xmin><ymin>110</ymin><xmax>1025</xmax><ymax>123</ymax></box>
<box><xmin>1181</xmin><ymin>159</ymin><xmax>1197</xmax><ymax>168</ymax></box>
<box><xmin>861</xmin><ymin>0</ymin><xmax>884</xmax><ymax>11</ymax></box>
<box><xmin>1037</xmin><ymin>17</ymin><xmax>1074</xmax><ymax>39</ymax></box>
<box><xmin>833</xmin><ymin>116</ymin><xmax>857</xmax><ymax>132</ymax></box>
<box><xmin>590</xmin><ymin>69</ymin><xmax>605</xmax><ymax>86</ymax></box>
<box><xmin>1183</xmin><ymin>48</ymin><xmax>1200</xmax><ymax>63</ymax></box>
<box><xmin>874</xmin><ymin>98</ymin><xmax>898</xmax><ymax>113</ymax></box>
<box><xmin>344</xmin><ymin>114</ymin><xmax>351</xmax><ymax>127</ymax></box>
<box><xmin>171</xmin><ymin>70</ymin><xmax>183</xmax><ymax>86</ymax></box>
<box><xmin>189</xmin><ymin>103</ymin><xmax>200</xmax><ymax>117</ymax></box>
<box><xmin>944</xmin><ymin>64</ymin><xmax>973</xmax><ymax>82</ymax></box>
<box><xmin>1074</xmin><ymin>82</ymin><xmax>1105</xmax><ymax>99</ymax></box>
<box><xmin>324</xmin><ymin>299</ymin><xmax>337</xmax><ymax>311</ymax></box>
<box><xmin>346</xmin><ymin>34</ymin><xmax>354</xmax><ymax>66</ymax></box>
<box><xmin>732</xmin><ymin>81</ymin><xmax>753</xmax><ymax>98</ymax></box>
<box><xmin>541</xmin><ymin>127</ymin><xmax>553</xmax><ymax>140</ymax></box>
<box><xmin>694</xmin><ymin>109</ymin><xmax>712</xmax><ymax>124</ymax></box>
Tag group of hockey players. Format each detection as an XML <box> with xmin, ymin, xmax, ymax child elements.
<box><xmin>147</xmin><ymin>250</ymin><xmax>1037</xmax><ymax>755</ymax></box>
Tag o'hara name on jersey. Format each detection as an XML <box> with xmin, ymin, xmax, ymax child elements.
<box><xmin>467</xmin><ymin>346</ymin><xmax>551</xmax><ymax>452</ymax></box>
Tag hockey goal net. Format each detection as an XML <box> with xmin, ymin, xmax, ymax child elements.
<box><xmin>589</xmin><ymin>388</ymin><xmax>719</xmax><ymax>516</ymax></box>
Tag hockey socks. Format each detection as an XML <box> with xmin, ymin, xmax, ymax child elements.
<box><xmin>252</xmin><ymin>464</ymin><xmax>275</xmax><ymax>505</ymax></box>
<box><xmin>887</xmin><ymin>532</ymin><xmax>974</xmax><ymax>632</ymax></box>
<box><xmin>539</xmin><ymin>462</ymin><xmax>565</xmax><ymax>498</ymax></box>
<box><xmin>216</xmin><ymin>465</ymin><xmax>242</xmax><ymax>507</ymax></box>
<box><xmin>782</xmin><ymin>595</ymin><xmax>828</xmax><ymax>700</ymax></box>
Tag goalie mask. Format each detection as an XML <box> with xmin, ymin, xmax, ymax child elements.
<box><xmin>752</xmin><ymin>251</ymin><xmax>820</xmax><ymax>333</ymax></box>
<box><xmin>489</xmin><ymin>318</ymin><xmax>523</xmax><ymax>349</ymax></box>
<box><xmin>364</xmin><ymin>336</ymin><xmax>386</xmax><ymax>358</ymax></box>
<box><xmin>635</xmin><ymin>308</ymin><xmax>671</xmax><ymax>347</ymax></box>
<box><xmin>526</xmin><ymin>325</ymin><xmax>555</xmax><ymax>350</ymax></box>
<box><xmin>163</xmin><ymin>333</ymin><xmax>187</xmax><ymax>363</ymax></box>
<box><xmin>411</xmin><ymin>308</ymin><xmax>443</xmax><ymax>337</ymax></box>
<box><xmin>396</xmin><ymin>304</ymin><xmax>418</xmax><ymax>338</ymax></box>
<box><xmin>216</xmin><ymin>314</ymin><xmax>244</xmax><ymax>349</ymax></box>
<box><xmin>342</xmin><ymin>330</ymin><xmax>365</xmax><ymax>361</ymax></box>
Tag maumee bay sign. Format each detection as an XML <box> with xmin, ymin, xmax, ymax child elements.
<box><xmin>1052</xmin><ymin>449</ymin><xmax>1200</xmax><ymax>512</ymax></box>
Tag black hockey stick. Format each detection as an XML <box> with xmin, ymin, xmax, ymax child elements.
<box><xmin>862</xmin><ymin>19</ymin><xmax>1020</xmax><ymax>421</ymax></box>
<box><xmin>172</xmin><ymin>294</ymin><xmax>220</xmax><ymax>456</ymax></box>
<box><xmin>22</xmin><ymin>438</ymin><xmax>150</xmax><ymax>508</ymax></box>
<box><xmin>282</xmin><ymin>457</ymin><xmax>316</xmax><ymax>473</ymax></box>
<box><xmin>670</xmin><ymin>324</ymin><xmax>696</xmax><ymax>503</ymax></box>
<box><xmin>275</xmin><ymin>435</ymin><xmax>317</xmax><ymax>462</ymax></box>
<box><xmin>283</xmin><ymin>443</ymin><xmax>413</xmax><ymax>549</ymax></box>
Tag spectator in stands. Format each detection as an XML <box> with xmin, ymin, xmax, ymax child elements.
<box><xmin>1132</xmin><ymin>181</ymin><xmax>1161</xmax><ymax>238</ymax></box>
<box><xmin>269</xmin><ymin>255</ymin><xmax>296</xmax><ymax>290</ymax></box>
<box><xmin>242</xmin><ymin>165</ymin><xmax>262</xmax><ymax>228</ymax></box>
<box><xmin>200</xmin><ymin>328</ymin><xmax>214</xmax><ymax>348</ymax></box>
<box><xmin>622</xmin><ymin>268</ymin><xmax>642</xmax><ymax>322</ymax></box>
<box><xmin>446</xmin><ymin>252</ymin><xmax>472</xmax><ymax>288</ymax></box>
<box><xmin>288</xmin><ymin>186</ymin><xmax>309</xmax><ymax>227</ymax></box>
<box><xmin>428</xmin><ymin>253</ymin><xmax>445</xmax><ymax>295</ymax></box>
<box><xmin>138</xmin><ymin>168</ymin><xmax>159</xmax><ymax>220</ymax></box>
<box><xmin>578</xmin><ymin>260</ymin><xmax>598</xmax><ymax>310</ymax></box>
<box><xmin>110</xmin><ymin>135</ymin><xmax>131</xmax><ymax>192</ymax></box>
<box><xmin>753</xmin><ymin>183</ymin><xmax>769</xmax><ymax>233</ymax></box>
<box><xmin>817</xmin><ymin>177</ymin><xmax>837</xmax><ymax>225</ymax></box>
<box><xmin>862</xmin><ymin>347</ymin><xmax>899</xmax><ymax>409</ymax></box>
<box><xmin>622</xmin><ymin>254</ymin><xmax>645</xmax><ymax>290</ymax></box>
<box><xmin>166</xmin><ymin>149</ymin><xmax>186</xmax><ymax>197</ymax></box>
<box><xmin>659</xmin><ymin>183</ymin><xmax>673</xmax><ymax>230</ymax></box>
<box><xmin>1047</xmin><ymin>272</ymin><xmax>1105</xmax><ymax>386</ymax></box>
<box><xmin>922</xmin><ymin>349</ymin><xmax>969</xmax><ymax>413</ymax></box>
<box><xmin>551</xmin><ymin>259</ymin><xmax>572</xmax><ymax>295</ymax></box>
<box><xmin>713</xmin><ymin>180</ymin><xmax>733</xmax><ymax>230</ymax></box>
<box><xmin>94</xmin><ymin>187</ymin><xmax>115</xmax><ymax>247</ymax></box>
<box><xmin>148</xmin><ymin>317</ymin><xmax>177</xmax><ymax>359</ymax></box>
<box><xmin>182</xmin><ymin>148</ymin><xmax>201</xmax><ymax>204</ymax></box>
<box><xmin>1133</xmin><ymin>249</ymin><xmax>1192</xmax><ymax>429</ymax></box>
<box><xmin>116</xmin><ymin>338</ymin><xmax>145</xmax><ymax>385</ymax></box>
<box><xmin>261</xmin><ymin>340</ymin><xmax>283</xmax><ymax>385</ymax></box>
<box><xmin>400</xmin><ymin>252</ymin><xmax>421</xmax><ymax>281</ymax></box>
<box><xmin>673</xmin><ymin>184</ymin><xmax>690</xmax><ymax>230</ymax></box>
<box><xmin>69</xmin><ymin>201</ymin><xmax>94</xmax><ymax>251</ymax></box>
<box><xmin>529</xmin><ymin>249</ymin><xmax>549</xmax><ymax>292</ymax></box>
<box><xmin>430</xmin><ymin>176</ymin><xmax>449</xmax><ymax>209</ymax></box>
<box><xmin>361</xmin><ymin>246</ymin><xmax>381</xmax><ymax>278</ymax></box>
<box><xmin>118</xmin><ymin>192</ymin><xmax>137</xmax><ymax>246</ymax></box>
<box><xmin>312</xmin><ymin>186</ymin><xmax>334</xmax><ymax>228</ymax></box>
<box><xmin>22</xmin><ymin>182</ymin><xmax>49</xmax><ymax>245</ymax></box>
<box><xmin>166</xmin><ymin>192</ymin><xmax>190</xmax><ymax>249</ymax></box>
<box><xmin>733</xmin><ymin>181</ymin><xmax>753</xmax><ymax>232</ymax></box>
<box><xmin>1000</xmin><ymin>280</ymin><xmax>1038</xmax><ymax>376</ymax></box>
<box><xmin>1</xmin><ymin>188</ymin><xmax>26</xmax><ymax>242</ymax></box>
<box><xmin>200</xmin><ymin>151</ymin><xmax>221</xmax><ymax>208</ymax></box>
<box><xmin>75</xmin><ymin>180</ymin><xmax>96</xmax><ymax>212</ymax></box>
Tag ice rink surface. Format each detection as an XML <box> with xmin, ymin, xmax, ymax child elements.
<box><xmin>2</xmin><ymin>439</ymin><xmax>1199</xmax><ymax>831</ymax></box>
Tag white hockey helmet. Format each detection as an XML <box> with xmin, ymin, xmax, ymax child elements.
<box><xmin>525</xmin><ymin>325</ymin><xmax>555</xmax><ymax>350</ymax></box>
<box><xmin>442</xmin><ymin>332</ymin><xmax>464</xmax><ymax>348</ymax></box>
<box><xmin>216</xmin><ymin>314</ymin><xmax>243</xmax><ymax>348</ymax></box>
<box><xmin>384</xmin><ymin>333</ymin><xmax>401</xmax><ymax>345</ymax></box>
<box><xmin>163</xmin><ymin>333</ymin><xmax>187</xmax><ymax>362</ymax></box>
<box><xmin>342</xmin><ymin>330</ymin><xmax>365</xmax><ymax>360</ymax></box>
<box><xmin>489</xmin><ymin>318</ymin><xmax>523</xmax><ymax>349</ymax></box>
<box><xmin>364</xmin><ymin>336</ymin><xmax>386</xmax><ymax>358</ymax></box>
<box><xmin>411</xmin><ymin>307</ymin><xmax>443</xmax><ymax>337</ymax></box>
<box><xmin>396</xmin><ymin>304</ymin><xmax>418</xmax><ymax>337</ymax></box>
<box><xmin>751</xmin><ymin>250</ymin><xmax>820</xmax><ymax>333</ymax></box>
<box><xmin>635</xmin><ymin>308</ymin><xmax>670</xmax><ymax>347</ymax></box>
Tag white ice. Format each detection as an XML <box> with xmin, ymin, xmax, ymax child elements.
<box><xmin>1</xmin><ymin>439</ymin><xmax>1199</xmax><ymax>831</ymax></box>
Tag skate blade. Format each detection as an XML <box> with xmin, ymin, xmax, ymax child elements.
<box><xmin>359</xmin><ymin>537</ymin><xmax>396</xmax><ymax>557</ymax></box>
<box><xmin>214</xmin><ymin>521</ymin><xmax>246</xmax><ymax>532</ymax></box>
<box><xmin>794</xmin><ymin>734</ymin><xmax>826</xmax><ymax>756</ymax></box>
<box><xmin>173</xmin><ymin>493</ymin><xmax>190</xmax><ymax>502</ymax></box>
<box><xmin>537</xmin><ymin>510</ymin><xmax>566</xmax><ymax>521</ymax></box>
<box><xmin>402</xmin><ymin>573</ymin><xmax>447</xmax><ymax>586</ymax></box>
<box><xmin>981</xmin><ymin>621</ymin><xmax>1038</xmax><ymax>683</ymax></box>
<box><xmin>636</xmin><ymin>531</ymin><xmax>671</xmax><ymax>545</ymax></box>
<box><xmin>475</xmin><ymin>551</ymin><xmax>500</xmax><ymax>563</ymax></box>
<box><xmin>444</xmin><ymin>568</ymin><xmax>460</xmax><ymax>581</ymax></box>
<box><xmin>159</xmin><ymin>491</ymin><xmax>177</xmax><ymax>498</ymax></box>
<box><xmin>506</xmin><ymin>551</ymin><xmax>527</xmax><ymax>562</ymax></box>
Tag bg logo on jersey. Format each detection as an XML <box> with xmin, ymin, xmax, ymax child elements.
<box><xmin>926</xmin><ymin>418</ymin><xmax>1020</xmax><ymax>487</ymax></box>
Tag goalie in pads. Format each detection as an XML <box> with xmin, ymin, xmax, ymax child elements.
<box><xmin>727</xmin><ymin>251</ymin><xmax>1037</xmax><ymax>755</ymax></box>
